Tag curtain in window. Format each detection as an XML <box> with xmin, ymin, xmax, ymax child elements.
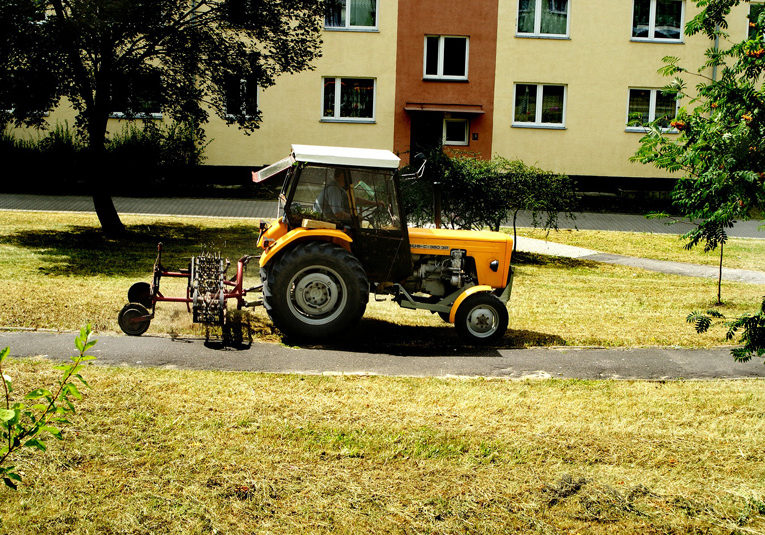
<box><xmin>628</xmin><ymin>89</ymin><xmax>651</xmax><ymax>126</ymax></box>
<box><xmin>655</xmin><ymin>0</ymin><xmax>681</xmax><ymax>39</ymax></box>
<box><xmin>540</xmin><ymin>85</ymin><xmax>564</xmax><ymax>123</ymax></box>
<box><xmin>632</xmin><ymin>0</ymin><xmax>651</xmax><ymax>37</ymax></box>
<box><xmin>514</xmin><ymin>84</ymin><xmax>536</xmax><ymax>122</ymax></box>
<box><xmin>654</xmin><ymin>91</ymin><xmax>676</xmax><ymax>128</ymax></box>
<box><xmin>540</xmin><ymin>0</ymin><xmax>567</xmax><ymax>34</ymax></box>
<box><xmin>340</xmin><ymin>79</ymin><xmax>373</xmax><ymax>118</ymax></box>
<box><xmin>323</xmin><ymin>79</ymin><xmax>336</xmax><ymax>117</ymax></box>
<box><xmin>350</xmin><ymin>0</ymin><xmax>375</xmax><ymax>26</ymax></box>
<box><xmin>324</xmin><ymin>0</ymin><xmax>345</xmax><ymax>27</ymax></box>
<box><xmin>517</xmin><ymin>0</ymin><xmax>536</xmax><ymax>33</ymax></box>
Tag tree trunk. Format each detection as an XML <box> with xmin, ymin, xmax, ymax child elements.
<box><xmin>717</xmin><ymin>241</ymin><xmax>724</xmax><ymax>305</ymax></box>
<box><xmin>87</xmin><ymin>100</ymin><xmax>125</xmax><ymax>237</ymax></box>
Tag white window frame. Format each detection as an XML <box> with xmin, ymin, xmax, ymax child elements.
<box><xmin>631</xmin><ymin>0</ymin><xmax>685</xmax><ymax>43</ymax></box>
<box><xmin>443</xmin><ymin>118</ymin><xmax>469</xmax><ymax>146</ymax></box>
<box><xmin>321</xmin><ymin>76</ymin><xmax>376</xmax><ymax>123</ymax></box>
<box><xmin>225</xmin><ymin>78</ymin><xmax>259</xmax><ymax>119</ymax></box>
<box><xmin>512</xmin><ymin>83</ymin><xmax>567</xmax><ymax>129</ymax></box>
<box><xmin>324</xmin><ymin>0</ymin><xmax>379</xmax><ymax>31</ymax></box>
<box><xmin>625</xmin><ymin>87</ymin><xmax>680</xmax><ymax>133</ymax></box>
<box><xmin>516</xmin><ymin>0</ymin><xmax>571</xmax><ymax>38</ymax></box>
<box><xmin>423</xmin><ymin>35</ymin><xmax>469</xmax><ymax>81</ymax></box>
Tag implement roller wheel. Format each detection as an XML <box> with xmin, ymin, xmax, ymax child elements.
<box><xmin>118</xmin><ymin>303</ymin><xmax>151</xmax><ymax>336</ymax></box>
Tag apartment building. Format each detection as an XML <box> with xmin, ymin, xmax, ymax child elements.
<box><xmin>23</xmin><ymin>0</ymin><xmax>763</xmax><ymax>182</ymax></box>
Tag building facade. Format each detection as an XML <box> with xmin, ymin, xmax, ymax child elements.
<box><xmin>20</xmin><ymin>0</ymin><xmax>762</xmax><ymax>181</ymax></box>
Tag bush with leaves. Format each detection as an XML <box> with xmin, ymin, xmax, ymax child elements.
<box><xmin>401</xmin><ymin>148</ymin><xmax>577</xmax><ymax>245</ymax></box>
<box><xmin>0</xmin><ymin>325</ymin><xmax>96</xmax><ymax>489</ymax></box>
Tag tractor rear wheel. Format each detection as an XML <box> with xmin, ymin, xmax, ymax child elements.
<box><xmin>263</xmin><ymin>242</ymin><xmax>368</xmax><ymax>340</ymax></box>
<box><xmin>454</xmin><ymin>293</ymin><xmax>508</xmax><ymax>344</ymax></box>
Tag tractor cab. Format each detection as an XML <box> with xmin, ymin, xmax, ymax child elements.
<box><xmin>256</xmin><ymin>145</ymin><xmax>412</xmax><ymax>284</ymax></box>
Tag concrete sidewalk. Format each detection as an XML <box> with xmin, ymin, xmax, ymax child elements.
<box><xmin>3</xmin><ymin>330</ymin><xmax>764</xmax><ymax>380</ymax></box>
<box><xmin>1</xmin><ymin>193</ymin><xmax>763</xmax><ymax>238</ymax></box>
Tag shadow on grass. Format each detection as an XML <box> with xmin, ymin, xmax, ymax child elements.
<box><xmin>512</xmin><ymin>251</ymin><xmax>602</xmax><ymax>269</ymax></box>
<box><xmin>0</xmin><ymin>222</ymin><xmax>260</xmax><ymax>278</ymax></box>
<box><xmin>287</xmin><ymin>318</ymin><xmax>565</xmax><ymax>357</ymax></box>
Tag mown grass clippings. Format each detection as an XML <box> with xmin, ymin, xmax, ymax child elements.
<box><xmin>0</xmin><ymin>211</ymin><xmax>763</xmax><ymax>349</ymax></box>
<box><xmin>0</xmin><ymin>362</ymin><xmax>763</xmax><ymax>534</ymax></box>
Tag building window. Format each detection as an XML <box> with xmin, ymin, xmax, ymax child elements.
<box><xmin>517</xmin><ymin>0</ymin><xmax>569</xmax><ymax>37</ymax></box>
<box><xmin>225</xmin><ymin>0</ymin><xmax>255</xmax><ymax>24</ymax></box>
<box><xmin>443</xmin><ymin>118</ymin><xmax>469</xmax><ymax>146</ymax></box>
<box><xmin>225</xmin><ymin>76</ymin><xmax>258</xmax><ymax>117</ymax></box>
<box><xmin>110</xmin><ymin>73</ymin><xmax>162</xmax><ymax>118</ymax></box>
<box><xmin>513</xmin><ymin>84</ymin><xmax>566</xmax><ymax>127</ymax></box>
<box><xmin>626</xmin><ymin>88</ymin><xmax>678</xmax><ymax>131</ymax></box>
<box><xmin>322</xmin><ymin>77</ymin><xmax>375</xmax><ymax>122</ymax></box>
<box><xmin>749</xmin><ymin>2</ymin><xmax>764</xmax><ymax>38</ymax></box>
<box><xmin>325</xmin><ymin>0</ymin><xmax>377</xmax><ymax>29</ymax></box>
<box><xmin>423</xmin><ymin>36</ymin><xmax>469</xmax><ymax>80</ymax></box>
<box><xmin>632</xmin><ymin>0</ymin><xmax>684</xmax><ymax>41</ymax></box>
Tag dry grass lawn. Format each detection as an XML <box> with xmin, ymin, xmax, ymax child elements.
<box><xmin>0</xmin><ymin>360</ymin><xmax>763</xmax><ymax>534</ymax></box>
<box><xmin>0</xmin><ymin>211</ymin><xmax>763</xmax><ymax>349</ymax></box>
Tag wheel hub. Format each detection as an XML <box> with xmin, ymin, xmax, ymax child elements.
<box><xmin>467</xmin><ymin>306</ymin><xmax>497</xmax><ymax>336</ymax></box>
<box><xmin>293</xmin><ymin>272</ymin><xmax>340</xmax><ymax>316</ymax></box>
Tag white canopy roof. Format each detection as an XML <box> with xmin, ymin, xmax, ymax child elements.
<box><xmin>291</xmin><ymin>144</ymin><xmax>400</xmax><ymax>169</ymax></box>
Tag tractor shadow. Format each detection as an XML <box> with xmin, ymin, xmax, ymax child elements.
<box><xmin>0</xmin><ymin>222</ymin><xmax>260</xmax><ymax>278</ymax></box>
<box><xmin>286</xmin><ymin>318</ymin><xmax>565</xmax><ymax>357</ymax></box>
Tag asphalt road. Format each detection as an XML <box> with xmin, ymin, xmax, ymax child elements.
<box><xmin>2</xmin><ymin>331</ymin><xmax>763</xmax><ymax>380</ymax></box>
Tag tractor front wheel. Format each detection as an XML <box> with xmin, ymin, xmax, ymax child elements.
<box><xmin>454</xmin><ymin>293</ymin><xmax>508</xmax><ymax>344</ymax></box>
<box><xmin>263</xmin><ymin>242</ymin><xmax>369</xmax><ymax>340</ymax></box>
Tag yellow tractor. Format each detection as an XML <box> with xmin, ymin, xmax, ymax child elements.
<box><xmin>254</xmin><ymin>144</ymin><xmax>514</xmax><ymax>343</ymax></box>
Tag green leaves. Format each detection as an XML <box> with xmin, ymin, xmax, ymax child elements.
<box><xmin>0</xmin><ymin>325</ymin><xmax>97</xmax><ymax>489</ymax></box>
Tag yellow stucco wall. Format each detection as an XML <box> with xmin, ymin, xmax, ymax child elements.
<box><xmin>491</xmin><ymin>0</ymin><xmax>752</xmax><ymax>179</ymax></box>
<box><xmin>204</xmin><ymin>4</ymin><xmax>399</xmax><ymax>167</ymax></box>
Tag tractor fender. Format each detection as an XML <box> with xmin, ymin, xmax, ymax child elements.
<box><xmin>449</xmin><ymin>285</ymin><xmax>494</xmax><ymax>323</ymax></box>
<box><xmin>259</xmin><ymin>228</ymin><xmax>353</xmax><ymax>268</ymax></box>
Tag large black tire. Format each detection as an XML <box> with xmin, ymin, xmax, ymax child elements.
<box><xmin>263</xmin><ymin>242</ymin><xmax>369</xmax><ymax>340</ymax></box>
<box><xmin>118</xmin><ymin>303</ymin><xmax>151</xmax><ymax>336</ymax></box>
<box><xmin>454</xmin><ymin>292</ymin><xmax>508</xmax><ymax>344</ymax></box>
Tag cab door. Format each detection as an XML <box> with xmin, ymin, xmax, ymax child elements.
<box><xmin>348</xmin><ymin>168</ymin><xmax>412</xmax><ymax>283</ymax></box>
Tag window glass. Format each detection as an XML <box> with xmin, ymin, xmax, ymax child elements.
<box><xmin>291</xmin><ymin>166</ymin><xmax>349</xmax><ymax>226</ymax></box>
<box><xmin>541</xmin><ymin>85</ymin><xmax>564</xmax><ymax>123</ymax></box>
<box><xmin>540</xmin><ymin>0</ymin><xmax>568</xmax><ymax>34</ymax></box>
<box><xmin>628</xmin><ymin>89</ymin><xmax>651</xmax><ymax>126</ymax></box>
<box><xmin>654</xmin><ymin>91</ymin><xmax>676</xmax><ymax>128</ymax></box>
<box><xmin>750</xmin><ymin>4</ymin><xmax>765</xmax><ymax>38</ymax></box>
<box><xmin>443</xmin><ymin>38</ymin><xmax>467</xmax><ymax>77</ymax></box>
<box><xmin>517</xmin><ymin>0</ymin><xmax>536</xmax><ymax>33</ymax></box>
<box><xmin>514</xmin><ymin>84</ymin><xmax>537</xmax><ymax>123</ymax></box>
<box><xmin>444</xmin><ymin>119</ymin><xmax>468</xmax><ymax>145</ymax></box>
<box><xmin>339</xmin><ymin>78</ymin><xmax>374</xmax><ymax>119</ymax></box>
<box><xmin>425</xmin><ymin>36</ymin><xmax>439</xmax><ymax>76</ymax></box>
<box><xmin>350</xmin><ymin>169</ymin><xmax>401</xmax><ymax>230</ymax></box>
<box><xmin>325</xmin><ymin>0</ymin><xmax>346</xmax><ymax>27</ymax></box>
<box><xmin>323</xmin><ymin>78</ymin><xmax>336</xmax><ymax>118</ymax></box>
<box><xmin>655</xmin><ymin>0</ymin><xmax>682</xmax><ymax>39</ymax></box>
<box><xmin>225</xmin><ymin>76</ymin><xmax>257</xmax><ymax>117</ymax></box>
<box><xmin>350</xmin><ymin>0</ymin><xmax>375</xmax><ymax>26</ymax></box>
<box><xmin>632</xmin><ymin>0</ymin><xmax>651</xmax><ymax>37</ymax></box>
<box><xmin>111</xmin><ymin>73</ymin><xmax>162</xmax><ymax>116</ymax></box>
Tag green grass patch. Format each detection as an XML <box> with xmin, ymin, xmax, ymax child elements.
<box><xmin>514</xmin><ymin>227</ymin><xmax>765</xmax><ymax>270</ymax></box>
<box><xmin>0</xmin><ymin>211</ymin><xmax>762</xmax><ymax>348</ymax></box>
<box><xmin>0</xmin><ymin>361</ymin><xmax>763</xmax><ymax>534</ymax></box>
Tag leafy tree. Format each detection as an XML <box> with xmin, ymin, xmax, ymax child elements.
<box><xmin>632</xmin><ymin>0</ymin><xmax>765</xmax><ymax>304</ymax></box>
<box><xmin>0</xmin><ymin>0</ymin><xmax>324</xmax><ymax>235</ymax></box>
<box><xmin>1</xmin><ymin>326</ymin><xmax>96</xmax><ymax>489</ymax></box>
<box><xmin>633</xmin><ymin>0</ymin><xmax>765</xmax><ymax>358</ymax></box>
